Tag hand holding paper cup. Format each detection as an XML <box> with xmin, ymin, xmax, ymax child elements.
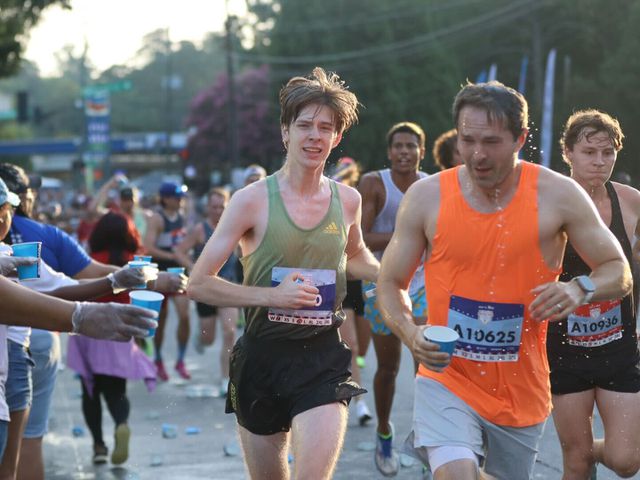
<box><xmin>423</xmin><ymin>326</ymin><xmax>459</xmax><ymax>368</ymax></box>
<box><xmin>11</xmin><ymin>242</ymin><xmax>42</xmax><ymax>280</ymax></box>
<box><xmin>129</xmin><ymin>291</ymin><xmax>164</xmax><ymax>336</ymax></box>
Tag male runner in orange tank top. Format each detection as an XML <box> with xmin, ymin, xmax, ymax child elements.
<box><xmin>377</xmin><ymin>81</ymin><xmax>631</xmax><ymax>480</ymax></box>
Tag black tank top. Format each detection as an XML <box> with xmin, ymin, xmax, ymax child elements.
<box><xmin>155</xmin><ymin>210</ymin><xmax>185</xmax><ymax>270</ymax></box>
<box><xmin>547</xmin><ymin>182</ymin><xmax>638</xmax><ymax>365</ymax></box>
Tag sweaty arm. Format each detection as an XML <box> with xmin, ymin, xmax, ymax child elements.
<box><xmin>342</xmin><ymin>184</ymin><xmax>379</xmax><ymax>282</ymax></box>
<box><xmin>359</xmin><ymin>173</ymin><xmax>392</xmax><ymax>252</ymax></box>
<box><xmin>377</xmin><ymin>180</ymin><xmax>449</xmax><ymax>371</ymax></box>
<box><xmin>187</xmin><ymin>188</ymin><xmax>318</xmax><ymax>310</ymax></box>
<box><xmin>530</xmin><ymin>175</ymin><xmax>632</xmax><ymax>321</ymax></box>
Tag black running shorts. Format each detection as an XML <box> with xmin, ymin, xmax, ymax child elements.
<box><xmin>550</xmin><ymin>354</ymin><xmax>640</xmax><ymax>395</ymax></box>
<box><xmin>342</xmin><ymin>280</ymin><xmax>365</xmax><ymax>316</ymax></box>
<box><xmin>225</xmin><ymin>329</ymin><xmax>366</xmax><ymax>435</ymax></box>
<box><xmin>195</xmin><ymin>301</ymin><xmax>217</xmax><ymax>317</ymax></box>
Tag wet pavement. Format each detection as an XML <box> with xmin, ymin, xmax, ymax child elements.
<box><xmin>43</xmin><ymin>305</ymin><xmax>631</xmax><ymax>479</ymax></box>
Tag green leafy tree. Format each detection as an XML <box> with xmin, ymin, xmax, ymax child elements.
<box><xmin>0</xmin><ymin>0</ymin><xmax>70</xmax><ymax>77</ymax></box>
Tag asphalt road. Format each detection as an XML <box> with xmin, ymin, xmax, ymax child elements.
<box><xmin>43</xmin><ymin>304</ymin><xmax>633</xmax><ymax>479</ymax></box>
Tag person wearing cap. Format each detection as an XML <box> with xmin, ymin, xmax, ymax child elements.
<box><xmin>243</xmin><ymin>164</ymin><xmax>267</xmax><ymax>187</ymax></box>
<box><xmin>143</xmin><ymin>181</ymin><xmax>192</xmax><ymax>381</ymax></box>
<box><xmin>0</xmin><ymin>177</ymin><xmax>158</xmax><ymax>469</ymax></box>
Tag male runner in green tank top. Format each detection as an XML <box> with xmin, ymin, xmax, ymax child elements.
<box><xmin>188</xmin><ymin>67</ymin><xmax>379</xmax><ymax>480</ymax></box>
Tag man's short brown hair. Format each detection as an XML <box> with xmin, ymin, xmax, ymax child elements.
<box><xmin>386</xmin><ymin>122</ymin><xmax>426</xmax><ymax>150</ymax></box>
<box><xmin>452</xmin><ymin>81</ymin><xmax>528</xmax><ymax>140</ymax></box>
<box><xmin>279</xmin><ymin>67</ymin><xmax>360</xmax><ymax>134</ymax></box>
<box><xmin>560</xmin><ymin>109</ymin><xmax>624</xmax><ymax>165</ymax></box>
<box><xmin>432</xmin><ymin>129</ymin><xmax>458</xmax><ymax>170</ymax></box>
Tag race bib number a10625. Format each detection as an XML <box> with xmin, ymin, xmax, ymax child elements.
<box><xmin>448</xmin><ymin>295</ymin><xmax>524</xmax><ymax>362</ymax></box>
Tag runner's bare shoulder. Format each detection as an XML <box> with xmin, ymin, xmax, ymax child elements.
<box><xmin>226</xmin><ymin>178</ymin><xmax>269</xmax><ymax>224</ymax></box>
<box><xmin>612</xmin><ymin>181</ymin><xmax>640</xmax><ymax>211</ymax></box>
<box><xmin>334</xmin><ymin>180</ymin><xmax>361</xmax><ymax>215</ymax></box>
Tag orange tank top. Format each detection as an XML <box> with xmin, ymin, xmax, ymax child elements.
<box><xmin>418</xmin><ymin>162</ymin><xmax>560</xmax><ymax>427</ymax></box>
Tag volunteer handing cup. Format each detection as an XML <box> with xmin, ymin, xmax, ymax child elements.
<box><xmin>11</xmin><ymin>242</ymin><xmax>41</xmax><ymax>280</ymax></box>
<box><xmin>423</xmin><ymin>326</ymin><xmax>459</xmax><ymax>367</ymax></box>
<box><xmin>127</xmin><ymin>260</ymin><xmax>158</xmax><ymax>289</ymax></box>
<box><xmin>129</xmin><ymin>291</ymin><xmax>164</xmax><ymax>336</ymax></box>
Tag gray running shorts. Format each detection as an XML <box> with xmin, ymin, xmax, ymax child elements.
<box><xmin>404</xmin><ymin>376</ymin><xmax>546</xmax><ymax>480</ymax></box>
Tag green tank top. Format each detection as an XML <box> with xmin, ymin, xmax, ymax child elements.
<box><xmin>241</xmin><ymin>174</ymin><xmax>348</xmax><ymax>340</ymax></box>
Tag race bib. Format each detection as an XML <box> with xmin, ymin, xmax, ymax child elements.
<box><xmin>448</xmin><ymin>295</ymin><xmax>524</xmax><ymax>362</ymax></box>
<box><xmin>268</xmin><ymin>267</ymin><xmax>336</xmax><ymax>326</ymax></box>
<box><xmin>567</xmin><ymin>299</ymin><xmax>623</xmax><ymax>347</ymax></box>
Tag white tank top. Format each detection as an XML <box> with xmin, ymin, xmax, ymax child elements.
<box><xmin>371</xmin><ymin>169</ymin><xmax>428</xmax><ymax>295</ymax></box>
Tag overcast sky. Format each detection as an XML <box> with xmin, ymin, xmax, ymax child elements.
<box><xmin>24</xmin><ymin>0</ymin><xmax>247</xmax><ymax>76</ymax></box>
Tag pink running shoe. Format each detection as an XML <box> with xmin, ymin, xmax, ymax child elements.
<box><xmin>175</xmin><ymin>360</ymin><xmax>191</xmax><ymax>380</ymax></box>
<box><xmin>155</xmin><ymin>360</ymin><xmax>169</xmax><ymax>382</ymax></box>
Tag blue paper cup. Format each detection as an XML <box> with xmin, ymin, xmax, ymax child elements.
<box><xmin>133</xmin><ymin>255</ymin><xmax>152</xmax><ymax>263</ymax></box>
<box><xmin>423</xmin><ymin>326</ymin><xmax>459</xmax><ymax>366</ymax></box>
<box><xmin>166</xmin><ymin>267</ymin><xmax>185</xmax><ymax>275</ymax></box>
<box><xmin>129</xmin><ymin>290</ymin><xmax>165</xmax><ymax>336</ymax></box>
<box><xmin>11</xmin><ymin>242</ymin><xmax>41</xmax><ymax>281</ymax></box>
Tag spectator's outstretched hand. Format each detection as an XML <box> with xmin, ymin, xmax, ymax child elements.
<box><xmin>153</xmin><ymin>272</ymin><xmax>187</xmax><ymax>293</ymax></box>
<box><xmin>0</xmin><ymin>255</ymin><xmax>38</xmax><ymax>277</ymax></box>
<box><xmin>112</xmin><ymin>266</ymin><xmax>146</xmax><ymax>290</ymax></box>
<box><xmin>71</xmin><ymin>302</ymin><xmax>158</xmax><ymax>341</ymax></box>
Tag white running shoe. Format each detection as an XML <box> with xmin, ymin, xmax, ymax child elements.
<box><xmin>356</xmin><ymin>400</ymin><xmax>372</xmax><ymax>426</ymax></box>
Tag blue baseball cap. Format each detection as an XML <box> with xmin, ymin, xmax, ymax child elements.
<box><xmin>0</xmin><ymin>178</ymin><xmax>20</xmax><ymax>207</ymax></box>
<box><xmin>159</xmin><ymin>182</ymin><xmax>188</xmax><ymax>198</ymax></box>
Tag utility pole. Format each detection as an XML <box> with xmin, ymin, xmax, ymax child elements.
<box><xmin>164</xmin><ymin>28</ymin><xmax>174</xmax><ymax>171</ymax></box>
<box><xmin>225</xmin><ymin>0</ymin><xmax>240</xmax><ymax>177</ymax></box>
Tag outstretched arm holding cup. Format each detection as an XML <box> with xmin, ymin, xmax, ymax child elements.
<box><xmin>0</xmin><ymin>275</ymin><xmax>157</xmax><ymax>341</ymax></box>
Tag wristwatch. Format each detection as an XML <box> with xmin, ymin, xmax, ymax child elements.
<box><xmin>572</xmin><ymin>275</ymin><xmax>595</xmax><ymax>305</ymax></box>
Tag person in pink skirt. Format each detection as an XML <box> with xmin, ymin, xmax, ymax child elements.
<box><xmin>67</xmin><ymin>211</ymin><xmax>158</xmax><ymax>465</ymax></box>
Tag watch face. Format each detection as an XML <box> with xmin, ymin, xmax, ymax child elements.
<box><xmin>577</xmin><ymin>275</ymin><xmax>595</xmax><ymax>293</ymax></box>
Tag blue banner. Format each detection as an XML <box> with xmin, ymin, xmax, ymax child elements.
<box><xmin>540</xmin><ymin>49</ymin><xmax>557</xmax><ymax>168</ymax></box>
<box><xmin>518</xmin><ymin>56</ymin><xmax>529</xmax><ymax>95</ymax></box>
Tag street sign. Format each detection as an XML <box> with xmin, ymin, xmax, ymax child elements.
<box><xmin>83</xmin><ymin>80</ymin><xmax>132</xmax><ymax>96</ymax></box>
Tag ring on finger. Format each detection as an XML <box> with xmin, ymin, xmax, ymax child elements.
<box><xmin>555</xmin><ymin>303</ymin><xmax>563</xmax><ymax>312</ymax></box>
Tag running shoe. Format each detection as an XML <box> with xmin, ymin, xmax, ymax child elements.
<box><xmin>175</xmin><ymin>360</ymin><xmax>192</xmax><ymax>380</ymax></box>
<box><xmin>155</xmin><ymin>360</ymin><xmax>169</xmax><ymax>382</ymax></box>
<box><xmin>356</xmin><ymin>356</ymin><xmax>366</xmax><ymax>369</ymax></box>
<box><xmin>356</xmin><ymin>400</ymin><xmax>372</xmax><ymax>426</ymax></box>
<box><xmin>375</xmin><ymin>423</ymin><xmax>400</xmax><ymax>477</ymax></box>
<box><xmin>111</xmin><ymin>424</ymin><xmax>130</xmax><ymax>465</ymax></box>
<box><xmin>93</xmin><ymin>444</ymin><xmax>108</xmax><ymax>465</ymax></box>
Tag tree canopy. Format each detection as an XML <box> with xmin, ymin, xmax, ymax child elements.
<box><xmin>0</xmin><ymin>0</ymin><xmax>70</xmax><ymax>77</ymax></box>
